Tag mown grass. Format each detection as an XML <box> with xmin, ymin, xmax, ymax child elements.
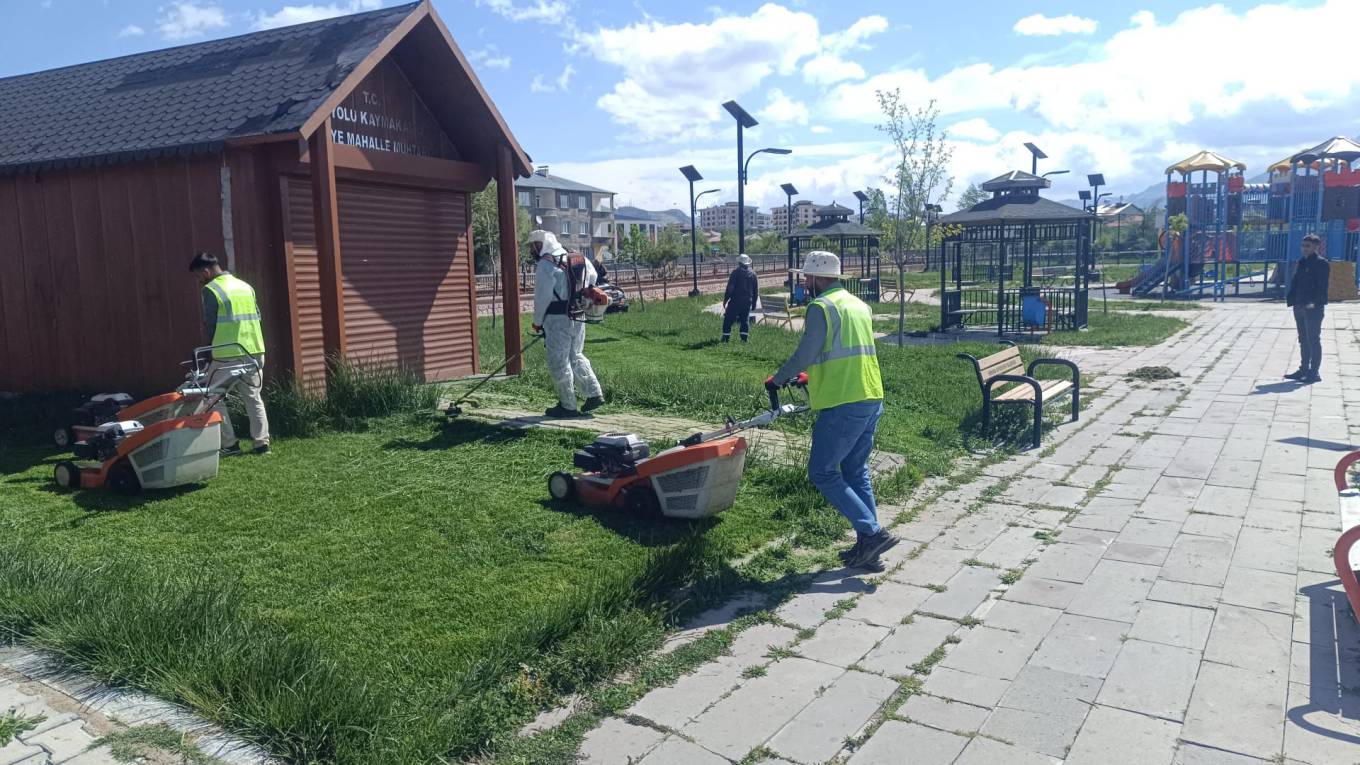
<box><xmin>1039</xmin><ymin>310</ymin><xmax>1188</xmax><ymax>348</ymax></box>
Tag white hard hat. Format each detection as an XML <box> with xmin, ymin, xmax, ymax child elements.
<box><xmin>797</xmin><ymin>251</ymin><xmax>841</xmax><ymax>278</ymax></box>
<box><xmin>737</xmin><ymin>254</ymin><xmax>751</xmax><ymax>265</ymax></box>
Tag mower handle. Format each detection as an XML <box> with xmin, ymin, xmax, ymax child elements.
<box><xmin>768</xmin><ymin>374</ymin><xmax>809</xmax><ymax>412</ymax></box>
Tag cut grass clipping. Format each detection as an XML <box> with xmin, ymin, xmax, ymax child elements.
<box><xmin>0</xmin><ymin>295</ymin><xmax>1065</xmax><ymax>762</ymax></box>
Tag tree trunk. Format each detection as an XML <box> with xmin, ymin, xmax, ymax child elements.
<box><xmin>897</xmin><ymin>261</ymin><xmax>907</xmax><ymax>344</ymax></box>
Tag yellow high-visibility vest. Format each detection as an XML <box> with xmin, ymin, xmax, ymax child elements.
<box><xmin>206</xmin><ymin>273</ymin><xmax>265</xmax><ymax>358</ymax></box>
<box><xmin>806</xmin><ymin>286</ymin><xmax>883</xmax><ymax>410</ymax></box>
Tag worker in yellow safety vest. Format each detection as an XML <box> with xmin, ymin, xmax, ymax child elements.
<box><xmin>189</xmin><ymin>252</ymin><xmax>270</xmax><ymax>456</ymax></box>
<box><xmin>767</xmin><ymin>251</ymin><xmax>894</xmax><ymax>570</ymax></box>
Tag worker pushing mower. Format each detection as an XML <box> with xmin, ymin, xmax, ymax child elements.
<box><xmin>189</xmin><ymin>252</ymin><xmax>270</xmax><ymax>455</ymax></box>
<box><xmin>769</xmin><ymin>251</ymin><xmax>896</xmax><ymax>570</ymax></box>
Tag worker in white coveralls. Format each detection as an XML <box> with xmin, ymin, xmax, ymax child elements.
<box><xmin>529</xmin><ymin>230</ymin><xmax>606</xmax><ymax>418</ymax></box>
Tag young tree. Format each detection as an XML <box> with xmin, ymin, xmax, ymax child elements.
<box><xmin>471</xmin><ymin>180</ymin><xmax>533</xmax><ymax>327</ymax></box>
<box><xmin>637</xmin><ymin>227</ymin><xmax>686</xmax><ymax>300</ymax></box>
<box><xmin>876</xmin><ymin>89</ymin><xmax>955</xmax><ymax>341</ymax></box>
<box><xmin>956</xmin><ymin>182</ymin><xmax>988</xmax><ymax>211</ymax></box>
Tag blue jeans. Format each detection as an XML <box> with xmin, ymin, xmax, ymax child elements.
<box><xmin>809</xmin><ymin>400</ymin><xmax>884</xmax><ymax>536</ymax></box>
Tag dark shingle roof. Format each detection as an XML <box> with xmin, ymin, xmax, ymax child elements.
<box><xmin>515</xmin><ymin>171</ymin><xmax>611</xmax><ymax>194</ymax></box>
<box><xmin>789</xmin><ymin>218</ymin><xmax>879</xmax><ymax>238</ymax></box>
<box><xmin>0</xmin><ymin>3</ymin><xmax>417</xmax><ymax>172</ymax></box>
<box><xmin>941</xmin><ymin>194</ymin><xmax>1091</xmax><ymax>225</ymax></box>
<box><xmin>981</xmin><ymin>170</ymin><xmax>1050</xmax><ymax>192</ymax></box>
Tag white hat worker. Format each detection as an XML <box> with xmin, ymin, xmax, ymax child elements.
<box><xmin>796</xmin><ymin>250</ymin><xmax>841</xmax><ymax>278</ymax></box>
<box><xmin>527</xmin><ymin>229</ymin><xmax>566</xmax><ymax>257</ymax></box>
<box><xmin>737</xmin><ymin>253</ymin><xmax>752</xmax><ymax>266</ymax></box>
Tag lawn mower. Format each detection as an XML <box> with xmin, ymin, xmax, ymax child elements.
<box><xmin>53</xmin><ymin>344</ymin><xmax>259</xmax><ymax>449</ymax></box>
<box><xmin>52</xmin><ymin>410</ymin><xmax>226</xmax><ymax>493</ymax></box>
<box><xmin>547</xmin><ymin>376</ymin><xmax>809</xmax><ymax>519</ymax></box>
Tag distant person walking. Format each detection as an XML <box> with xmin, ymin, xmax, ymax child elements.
<box><xmin>722</xmin><ymin>254</ymin><xmax>759</xmax><ymax>343</ymax></box>
<box><xmin>1285</xmin><ymin>233</ymin><xmax>1328</xmax><ymax>384</ymax></box>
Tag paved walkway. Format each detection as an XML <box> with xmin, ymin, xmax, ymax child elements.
<box><xmin>574</xmin><ymin>301</ymin><xmax>1360</xmax><ymax>764</ymax></box>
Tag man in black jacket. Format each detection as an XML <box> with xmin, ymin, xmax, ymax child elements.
<box><xmin>1286</xmin><ymin>233</ymin><xmax>1329</xmax><ymax>384</ymax></box>
<box><xmin>722</xmin><ymin>254</ymin><xmax>759</xmax><ymax>343</ymax></box>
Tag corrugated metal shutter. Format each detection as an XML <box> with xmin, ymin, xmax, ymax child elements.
<box><xmin>284</xmin><ymin>178</ymin><xmax>326</xmax><ymax>386</ymax></box>
<box><xmin>285</xmin><ymin>176</ymin><xmax>475</xmax><ymax>384</ymax></box>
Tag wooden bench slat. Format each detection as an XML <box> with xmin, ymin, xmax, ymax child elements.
<box><xmin>977</xmin><ymin>348</ymin><xmax>1024</xmax><ymax>380</ymax></box>
<box><xmin>992</xmin><ymin>379</ymin><xmax>1072</xmax><ymax>402</ymax></box>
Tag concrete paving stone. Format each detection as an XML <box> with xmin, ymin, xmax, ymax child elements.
<box><xmin>954</xmin><ymin>736</ymin><xmax>1062</xmax><ymax>765</ymax></box>
<box><xmin>775</xmin><ymin>573</ymin><xmax>874</xmax><ymax>629</ymax></box>
<box><xmin>1038</xmin><ymin>484</ymin><xmax>1089</xmax><ymax>508</ymax></box>
<box><xmin>999</xmin><ymin>664</ymin><xmax>1102</xmax><ymax>710</ymax></box>
<box><xmin>1060</xmin><ymin>526</ymin><xmax>1119</xmax><ymax>546</ymax></box>
<box><xmin>1193</xmin><ymin>485</ymin><xmax>1254</xmax><ymax>517</ymax></box>
<box><xmin>0</xmin><ymin>684</ymin><xmax>43</xmax><ymax>717</ymax></box>
<box><xmin>851</xmin><ymin>580</ymin><xmax>932</xmax><ymax>628</ymax></box>
<box><xmin>890</xmin><ymin>548</ymin><xmax>973</xmax><ymax>588</ymax></box>
<box><xmin>797</xmin><ymin>618</ymin><xmax>892</xmax><ymax>668</ymax></box>
<box><xmin>1137</xmin><ymin>495</ymin><xmax>1198</xmax><ymax>523</ymax></box>
<box><xmin>1066</xmin><ymin>559</ymin><xmax>1159</xmax><ymax>624</ymax></box>
<box><xmin>1281</xmin><ymin>681</ymin><xmax>1360</xmax><ymax>765</ymax></box>
<box><xmin>1181</xmin><ymin>513</ymin><xmax>1244</xmax><ymax>540</ymax></box>
<box><xmin>976</xmin><ymin>527</ymin><xmax>1041</xmax><ymax>570</ymax></box>
<box><xmin>1203</xmin><ymin>604</ymin><xmax>1292</xmax><ymax>676</ymax></box>
<box><xmin>21</xmin><ymin>719</ymin><xmax>96</xmax><ymax>763</ymax></box>
<box><xmin>1064</xmin><ymin>464</ymin><xmax>1111</xmax><ymax>489</ymax></box>
<box><xmin>1118</xmin><ymin>518</ymin><xmax>1185</xmax><ymax>548</ymax></box>
<box><xmin>0</xmin><ymin>741</ymin><xmax>45</xmax><ymax>765</ymax></box>
<box><xmin>1219</xmin><ymin>567</ymin><xmax>1296</xmax><ymax>614</ymax></box>
<box><xmin>1004</xmin><ymin>576</ymin><xmax>1079</xmax><ymax>610</ymax></box>
<box><xmin>1069</xmin><ymin>509</ymin><xmax>1133</xmax><ymax>533</ymax></box>
<box><xmin>1128</xmin><ymin>436</ymin><xmax>1187</xmax><ymax>468</ymax></box>
<box><xmin>1104</xmin><ymin>541</ymin><xmax>1172</xmax><ymax>565</ymax></box>
<box><xmin>1206</xmin><ymin>459</ymin><xmax>1261</xmax><ymax>489</ymax></box>
<box><xmin>751</xmin><ymin>759</ymin><xmax>798</xmax><ymax>765</ymax></box>
<box><xmin>1024</xmin><ymin>542</ymin><xmax>1106</xmax><ymax>584</ymax></box>
<box><xmin>920</xmin><ymin>566</ymin><xmax>999</xmax><ymax>620</ymax></box>
<box><xmin>1255</xmin><ymin>473</ymin><xmax>1307</xmax><ymax>503</ymax></box>
<box><xmin>920</xmin><ymin>666</ymin><xmax>1010</xmax><ymax>708</ymax></box>
<box><xmin>900</xmin><ymin>693</ymin><xmax>990</xmax><ymax>733</ymax></box>
<box><xmin>637</xmin><ymin>737</ymin><xmax>728</xmax><ymax>765</ymax></box>
<box><xmin>979</xmin><ymin>702</ymin><xmax>1090</xmax><ymax>759</ymax></box>
<box><xmin>1182</xmin><ymin>662</ymin><xmax>1287</xmax><ymax>761</ymax></box>
<box><xmin>1098</xmin><ymin>482</ymin><xmax>1155</xmax><ymax>501</ymax></box>
<box><xmin>628</xmin><ymin>663</ymin><xmax>745</xmax><ymax>731</ymax></box>
<box><xmin>1242</xmin><ymin>508</ymin><xmax>1302</xmax><ymax>534</ymax></box>
<box><xmin>980</xmin><ymin>600</ymin><xmax>1062</xmax><ymax>637</ymax></box>
<box><xmin>1107</xmin><ymin>466</ymin><xmax>1166</xmax><ymax>488</ymax></box>
<box><xmin>1085</xmin><ymin>496</ymin><xmax>1143</xmax><ymax>514</ymax></box>
<box><xmin>727</xmin><ymin>623</ymin><xmax>801</xmax><ymax>664</ymax></box>
<box><xmin>1163</xmin><ymin>535</ymin><xmax>1235</xmax><ymax>587</ymax></box>
<box><xmin>1149</xmin><ymin>579</ymin><xmax>1224</xmax><ymax>610</ymax></box>
<box><xmin>1166</xmin><ymin>439</ymin><xmax>1227</xmax><ymax>481</ymax></box>
<box><xmin>1007</xmin><ymin>477</ymin><xmax>1060</xmax><ymax>505</ymax></box>
<box><xmin>1296</xmin><ymin>526</ymin><xmax>1339</xmax><ymax>574</ymax></box>
<box><xmin>1064</xmin><ymin>704</ymin><xmax>1182</xmax><ymax>765</ymax></box>
<box><xmin>1152</xmin><ymin>475</ymin><xmax>1206</xmax><ymax>500</ymax></box>
<box><xmin>859</xmin><ymin>616</ymin><xmax>956</xmax><ymax>677</ymax></box>
<box><xmin>1018</xmin><ymin>507</ymin><xmax>1070</xmax><ymax>530</ymax></box>
<box><xmin>1032</xmin><ymin>614</ymin><xmax>1130</xmax><ymax>679</ymax></box>
<box><xmin>1232</xmin><ymin>526</ymin><xmax>1299</xmax><ymax>575</ymax></box>
<box><xmin>938</xmin><ymin>625</ymin><xmax>1045</xmax><ymax>681</ymax></box>
<box><xmin>1129</xmin><ymin>601</ymin><xmax>1217</xmax><ymax>650</ymax></box>
<box><xmin>1097</xmin><ymin>638</ymin><xmax>1202</xmax><ymax>721</ymax></box>
<box><xmin>56</xmin><ymin>747</ymin><xmax>123</xmax><ymax>765</ymax></box>
<box><xmin>1172</xmin><ymin>741</ymin><xmax>1273</xmax><ymax>764</ymax></box>
<box><xmin>1300</xmin><ymin>509</ymin><xmax>1338</xmax><ymax>531</ymax></box>
<box><xmin>768</xmin><ymin>669</ymin><xmax>898</xmax><ymax>765</ymax></box>
<box><xmin>1247</xmin><ymin>495</ymin><xmax>1304</xmax><ymax>516</ymax></box>
<box><xmin>934</xmin><ymin>512</ymin><xmax>1017</xmax><ymax>552</ymax></box>
<box><xmin>1028</xmin><ymin>462</ymin><xmax>1075</xmax><ymax>480</ymax></box>
<box><xmin>682</xmin><ymin>657</ymin><xmax>843</xmax><ymax>760</ymax></box>
<box><xmin>847</xmin><ymin>720</ymin><xmax>968</xmax><ymax>765</ymax></box>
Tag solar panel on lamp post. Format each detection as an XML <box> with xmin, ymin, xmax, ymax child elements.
<box><xmin>723</xmin><ymin>101</ymin><xmax>758</xmax><ymax>258</ymax></box>
<box><xmin>853</xmin><ymin>190</ymin><xmax>869</xmax><ymax>225</ymax></box>
<box><xmin>1025</xmin><ymin>142</ymin><xmax>1047</xmax><ymax>175</ymax></box>
<box><xmin>680</xmin><ymin>165</ymin><xmax>703</xmax><ymax>296</ymax></box>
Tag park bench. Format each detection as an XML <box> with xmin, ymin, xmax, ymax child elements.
<box><xmin>957</xmin><ymin>343</ymin><xmax>1080</xmax><ymax>450</ymax></box>
<box><xmin>761</xmin><ymin>295</ymin><xmax>798</xmax><ymax>331</ymax></box>
<box><xmin>1330</xmin><ymin>451</ymin><xmax>1360</xmax><ymax>620</ymax></box>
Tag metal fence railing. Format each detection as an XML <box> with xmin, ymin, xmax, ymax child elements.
<box><xmin>475</xmin><ymin>252</ymin><xmax>790</xmax><ymax>296</ymax></box>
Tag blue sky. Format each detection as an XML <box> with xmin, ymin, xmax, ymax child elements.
<box><xmin>4</xmin><ymin>0</ymin><xmax>1358</xmax><ymax>211</ymax></box>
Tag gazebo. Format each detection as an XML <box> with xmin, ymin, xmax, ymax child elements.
<box><xmin>937</xmin><ymin>171</ymin><xmax>1093</xmax><ymax>335</ymax></box>
<box><xmin>787</xmin><ymin>203</ymin><xmax>882</xmax><ymax>302</ymax></box>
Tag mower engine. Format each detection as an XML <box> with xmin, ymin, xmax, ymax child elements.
<box><xmin>71</xmin><ymin>393</ymin><xmax>135</xmax><ymax>427</ymax></box>
<box><xmin>573</xmin><ymin>433</ymin><xmax>650</xmax><ymax>476</ymax></box>
<box><xmin>72</xmin><ymin>421</ymin><xmax>145</xmax><ymax>463</ymax></box>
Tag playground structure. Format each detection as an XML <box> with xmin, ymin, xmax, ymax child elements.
<box><xmin>1120</xmin><ymin>138</ymin><xmax>1360</xmax><ymax>300</ymax></box>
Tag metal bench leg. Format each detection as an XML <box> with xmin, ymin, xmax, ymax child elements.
<box><xmin>1032</xmin><ymin>398</ymin><xmax>1043</xmax><ymax>450</ymax></box>
<box><xmin>1071</xmin><ymin>385</ymin><xmax>1080</xmax><ymax>422</ymax></box>
<box><xmin>982</xmin><ymin>396</ymin><xmax>992</xmax><ymax>432</ymax></box>
<box><xmin>1335</xmin><ymin>525</ymin><xmax>1360</xmax><ymax>621</ymax></box>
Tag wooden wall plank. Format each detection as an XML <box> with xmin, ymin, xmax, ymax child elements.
<box><xmin>14</xmin><ymin>175</ymin><xmax>59</xmax><ymax>390</ymax></box>
<box><xmin>0</xmin><ymin>177</ymin><xmax>30</xmax><ymax>391</ymax></box>
<box><xmin>98</xmin><ymin>163</ymin><xmax>152</xmax><ymax>388</ymax></box>
<box><xmin>65</xmin><ymin>168</ymin><xmax>116</xmax><ymax>390</ymax></box>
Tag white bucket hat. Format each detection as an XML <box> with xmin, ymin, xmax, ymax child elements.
<box><xmin>795</xmin><ymin>250</ymin><xmax>841</xmax><ymax>278</ymax></box>
<box><xmin>737</xmin><ymin>254</ymin><xmax>751</xmax><ymax>265</ymax></box>
<box><xmin>527</xmin><ymin>229</ymin><xmax>566</xmax><ymax>257</ymax></box>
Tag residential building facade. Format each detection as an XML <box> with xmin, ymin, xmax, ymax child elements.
<box><xmin>699</xmin><ymin>201</ymin><xmax>757</xmax><ymax>232</ymax></box>
<box><xmin>770</xmin><ymin>199</ymin><xmax>818</xmax><ymax>231</ymax></box>
<box><xmin>616</xmin><ymin>208</ymin><xmax>662</xmax><ymax>243</ymax></box>
<box><xmin>514</xmin><ymin>166</ymin><xmax>615</xmax><ymax>257</ymax></box>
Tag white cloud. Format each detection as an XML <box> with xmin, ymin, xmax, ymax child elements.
<box><xmin>803</xmin><ymin>54</ymin><xmax>865</xmax><ymax>86</ymax></box>
<box><xmin>118</xmin><ymin>23</ymin><xmax>146</xmax><ymax>37</ymax></box>
<box><xmin>1013</xmin><ymin>13</ymin><xmax>1098</xmax><ymax>36</ymax></box>
<box><xmin>823</xmin><ymin>15</ymin><xmax>889</xmax><ymax>52</ymax></box>
<box><xmin>252</xmin><ymin>1</ymin><xmax>381</xmax><ymax>30</ymax></box>
<box><xmin>948</xmin><ymin>118</ymin><xmax>999</xmax><ymax>143</ymax></box>
<box><xmin>810</xmin><ymin>125</ymin><xmax>831</xmax><ymax>135</ymax></box>
<box><xmin>531</xmin><ymin>63</ymin><xmax>576</xmax><ymax>93</ymax></box>
<box><xmin>469</xmin><ymin>44</ymin><xmax>512</xmax><ymax>70</ymax></box>
<box><xmin>763</xmin><ymin>89</ymin><xmax>809</xmax><ymax>126</ymax></box>
<box><xmin>476</xmin><ymin>0</ymin><xmax>571</xmax><ymax>24</ymax></box>
<box><xmin>157</xmin><ymin>2</ymin><xmax>229</xmax><ymax>40</ymax></box>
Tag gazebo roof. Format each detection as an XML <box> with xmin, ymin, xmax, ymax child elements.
<box><xmin>1291</xmin><ymin>136</ymin><xmax>1360</xmax><ymax>164</ymax></box>
<box><xmin>788</xmin><ymin>217</ymin><xmax>880</xmax><ymax>238</ymax></box>
<box><xmin>817</xmin><ymin>202</ymin><xmax>854</xmax><ymax>216</ymax></box>
<box><xmin>981</xmin><ymin>170</ymin><xmax>1050</xmax><ymax>192</ymax></box>
<box><xmin>1166</xmin><ymin>150</ymin><xmax>1245</xmax><ymax>175</ymax></box>
<box><xmin>940</xmin><ymin>194</ymin><xmax>1091</xmax><ymax>226</ymax></box>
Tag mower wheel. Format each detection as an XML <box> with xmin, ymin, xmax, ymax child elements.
<box><xmin>547</xmin><ymin>471</ymin><xmax>576</xmax><ymax>500</ymax></box>
<box><xmin>622</xmin><ymin>485</ymin><xmax>663</xmax><ymax>519</ymax></box>
<box><xmin>108</xmin><ymin>462</ymin><xmax>141</xmax><ymax>495</ymax></box>
<box><xmin>53</xmin><ymin>461</ymin><xmax>80</xmax><ymax>489</ymax></box>
<box><xmin>53</xmin><ymin>426</ymin><xmax>74</xmax><ymax>448</ymax></box>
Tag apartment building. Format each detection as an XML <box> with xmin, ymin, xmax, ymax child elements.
<box><xmin>698</xmin><ymin>201</ymin><xmax>758</xmax><ymax>232</ymax></box>
<box><xmin>514</xmin><ymin>166</ymin><xmax>615</xmax><ymax>257</ymax></box>
<box><xmin>770</xmin><ymin>199</ymin><xmax>819</xmax><ymax>231</ymax></box>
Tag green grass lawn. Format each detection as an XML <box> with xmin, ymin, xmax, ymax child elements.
<box><xmin>1039</xmin><ymin>310</ymin><xmax>1189</xmax><ymax>348</ymax></box>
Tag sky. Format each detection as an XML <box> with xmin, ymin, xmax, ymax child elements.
<box><xmin>3</xmin><ymin>0</ymin><xmax>1359</xmax><ymax>212</ymax></box>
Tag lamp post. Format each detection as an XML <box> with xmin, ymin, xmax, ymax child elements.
<box><xmin>853</xmin><ymin>190</ymin><xmax>869</xmax><ymax>224</ymax></box>
<box><xmin>1041</xmin><ymin>169</ymin><xmax>1069</xmax><ymax>179</ymax></box>
<box><xmin>723</xmin><ymin>101</ymin><xmax>759</xmax><ymax>258</ymax></box>
<box><xmin>781</xmin><ymin>182</ymin><xmax>798</xmax><ymax>281</ymax></box>
<box><xmin>740</xmin><ymin>147</ymin><xmax>792</xmax><ymax>252</ymax></box>
<box><xmin>681</xmin><ymin>165</ymin><xmax>719</xmax><ymax>297</ymax></box>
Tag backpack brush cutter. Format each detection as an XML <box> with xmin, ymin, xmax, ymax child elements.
<box><xmin>547</xmin><ymin>376</ymin><xmax>809</xmax><ymax>519</ymax></box>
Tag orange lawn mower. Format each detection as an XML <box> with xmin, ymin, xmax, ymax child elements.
<box><xmin>547</xmin><ymin>375</ymin><xmax>809</xmax><ymax>519</ymax></box>
<box><xmin>51</xmin><ymin>345</ymin><xmax>261</xmax><ymax>494</ymax></box>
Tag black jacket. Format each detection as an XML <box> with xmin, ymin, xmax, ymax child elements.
<box><xmin>1287</xmin><ymin>255</ymin><xmax>1329</xmax><ymax>308</ymax></box>
<box><xmin>724</xmin><ymin>266</ymin><xmax>758</xmax><ymax>310</ymax></box>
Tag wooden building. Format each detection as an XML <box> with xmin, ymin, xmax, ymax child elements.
<box><xmin>0</xmin><ymin>1</ymin><xmax>529</xmax><ymax>393</ymax></box>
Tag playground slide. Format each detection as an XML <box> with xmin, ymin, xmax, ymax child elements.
<box><xmin>1122</xmin><ymin>261</ymin><xmax>1168</xmax><ymax>296</ymax></box>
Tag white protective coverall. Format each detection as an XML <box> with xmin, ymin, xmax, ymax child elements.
<box><xmin>532</xmin><ymin>233</ymin><xmax>603</xmax><ymax>410</ymax></box>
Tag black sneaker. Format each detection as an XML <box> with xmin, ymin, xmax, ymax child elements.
<box><xmin>582</xmin><ymin>396</ymin><xmax>606</xmax><ymax>412</ymax></box>
<box><xmin>1284</xmin><ymin>369</ymin><xmax>1307</xmax><ymax>380</ymax></box>
<box><xmin>849</xmin><ymin>531</ymin><xmax>900</xmax><ymax>569</ymax></box>
<box><xmin>1303</xmin><ymin>373</ymin><xmax>1322</xmax><ymax>384</ymax></box>
<box><xmin>544</xmin><ymin>405</ymin><xmax>587</xmax><ymax>419</ymax></box>
<box><xmin>254</xmin><ymin>443</ymin><xmax>271</xmax><ymax>455</ymax></box>
<box><xmin>838</xmin><ymin>536</ymin><xmax>866</xmax><ymax>565</ymax></box>
<box><xmin>219</xmin><ymin>444</ymin><xmax>242</xmax><ymax>457</ymax></box>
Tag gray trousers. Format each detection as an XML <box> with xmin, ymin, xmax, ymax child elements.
<box><xmin>206</xmin><ymin>354</ymin><xmax>269</xmax><ymax>447</ymax></box>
